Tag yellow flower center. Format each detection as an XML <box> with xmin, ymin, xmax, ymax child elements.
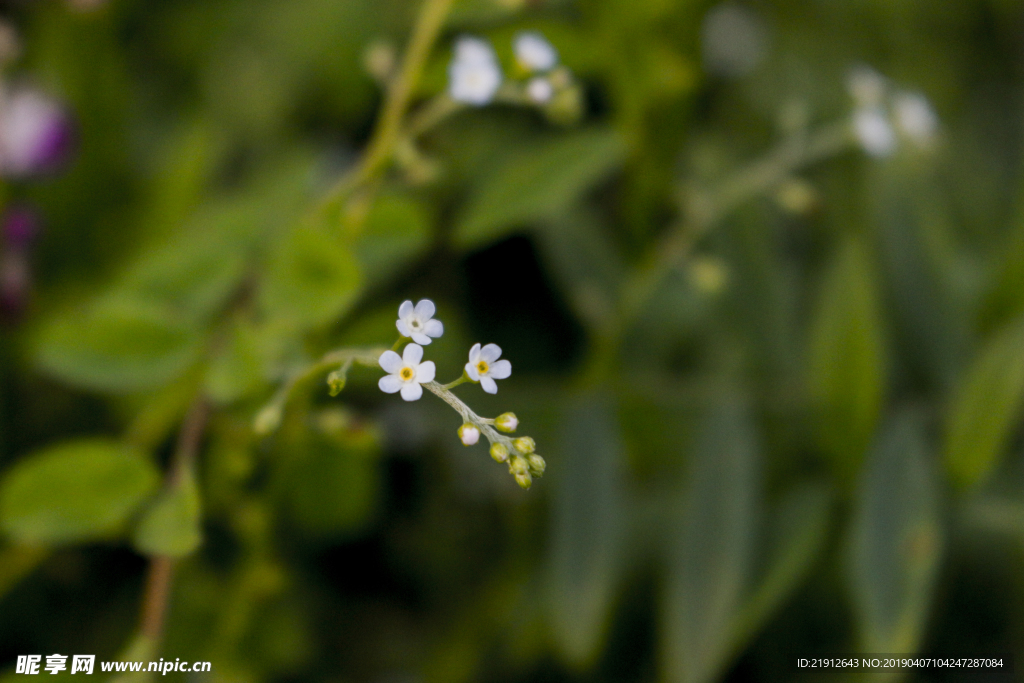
<box><xmin>399</xmin><ymin>367</ymin><xmax>415</xmax><ymax>381</ymax></box>
<box><xmin>476</xmin><ymin>360</ymin><xmax>489</xmax><ymax>375</ymax></box>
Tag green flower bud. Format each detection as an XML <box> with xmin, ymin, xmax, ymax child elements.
<box><xmin>527</xmin><ymin>453</ymin><xmax>546</xmax><ymax>477</ymax></box>
<box><xmin>495</xmin><ymin>412</ymin><xmax>519</xmax><ymax>433</ymax></box>
<box><xmin>514</xmin><ymin>471</ymin><xmax>533</xmax><ymax>489</ymax></box>
<box><xmin>490</xmin><ymin>442</ymin><xmax>509</xmax><ymax>463</ymax></box>
<box><xmin>327</xmin><ymin>369</ymin><xmax>347</xmax><ymax>397</ymax></box>
<box><xmin>509</xmin><ymin>456</ymin><xmax>529</xmax><ymax>476</ymax></box>
<box><xmin>512</xmin><ymin>436</ymin><xmax>536</xmax><ymax>454</ymax></box>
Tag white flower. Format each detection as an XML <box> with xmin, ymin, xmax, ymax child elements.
<box><xmin>458</xmin><ymin>423</ymin><xmax>480</xmax><ymax>446</ymax></box>
<box><xmin>465</xmin><ymin>343</ymin><xmax>511</xmax><ymax>394</ymax></box>
<box><xmin>449</xmin><ymin>37</ymin><xmax>502</xmax><ymax>106</ymax></box>
<box><xmin>514</xmin><ymin>32</ymin><xmax>558</xmax><ymax>72</ymax></box>
<box><xmin>853</xmin><ymin>107</ymin><xmax>896</xmax><ymax>158</ymax></box>
<box><xmin>893</xmin><ymin>91</ymin><xmax>938</xmax><ymax>147</ymax></box>
<box><xmin>846</xmin><ymin>65</ymin><xmax>887</xmax><ymax>108</ymax></box>
<box><xmin>526</xmin><ymin>76</ymin><xmax>553</xmax><ymax>104</ymax></box>
<box><xmin>396</xmin><ymin>299</ymin><xmax>443</xmax><ymax>345</ymax></box>
<box><xmin>378</xmin><ymin>343</ymin><xmax>436</xmax><ymax>401</ymax></box>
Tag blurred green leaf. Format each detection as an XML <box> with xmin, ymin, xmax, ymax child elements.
<box><xmin>354</xmin><ymin>192</ymin><xmax>432</xmax><ymax>287</ymax></box>
<box><xmin>0</xmin><ymin>440</ymin><xmax>160</xmax><ymax>544</ymax></box>
<box><xmin>34</xmin><ymin>299</ymin><xmax>203</xmax><ymax>394</ymax></box>
<box><xmin>944</xmin><ymin>319</ymin><xmax>1024</xmax><ymax>488</ymax></box>
<box><xmin>133</xmin><ymin>469</ymin><xmax>202</xmax><ymax>557</ymax></box>
<box><xmin>664</xmin><ymin>396</ymin><xmax>759</xmax><ymax>683</ymax></box>
<box><xmin>546</xmin><ymin>392</ymin><xmax>625</xmax><ymax>668</ymax></box>
<box><xmin>259</xmin><ymin>223</ymin><xmax>362</xmax><ymax>330</ymax></box>
<box><xmin>455</xmin><ymin>127</ymin><xmax>625</xmax><ymax>249</ymax></box>
<box><xmin>808</xmin><ymin>237</ymin><xmax>886</xmax><ymax>481</ymax></box>
<box><xmin>729</xmin><ymin>482</ymin><xmax>832</xmax><ymax>656</ymax></box>
<box><xmin>205</xmin><ymin>320</ymin><xmax>267</xmax><ymax>405</ymax></box>
<box><xmin>279</xmin><ymin>435</ymin><xmax>379</xmax><ymax>541</ymax></box>
<box><xmin>849</xmin><ymin>408</ymin><xmax>942</xmax><ymax>659</ymax></box>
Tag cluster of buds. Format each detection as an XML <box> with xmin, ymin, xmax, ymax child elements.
<box><xmin>847</xmin><ymin>65</ymin><xmax>938</xmax><ymax>158</ymax></box>
<box><xmin>368</xmin><ymin>299</ymin><xmax>544</xmax><ymax>489</ymax></box>
<box><xmin>447</xmin><ymin>32</ymin><xmax>582</xmax><ymax>124</ymax></box>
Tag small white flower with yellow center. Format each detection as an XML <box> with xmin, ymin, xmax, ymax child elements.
<box><xmin>465</xmin><ymin>343</ymin><xmax>511</xmax><ymax>394</ymax></box>
<box><xmin>378</xmin><ymin>343</ymin><xmax>435</xmax><ymax>401</ymax></box>
<box><xmin>396</xmin><ymin>299</ymin><xmax>443</xmax><ymax>345</ymax></box>
<box><xmin>514</xmin><ymin>31</ymin><xmax>558</xmax><ymax>72</ymax></box>
<box><xmin>449</xmin><ymin>36</ymin><xmax>502</xmax><ymax>106</ymax></box>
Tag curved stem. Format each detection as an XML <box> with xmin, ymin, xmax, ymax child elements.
<box><xmin>423</xmin><ymin>381</ymin><xmax>518</xmax><ymax>453</ymax></box>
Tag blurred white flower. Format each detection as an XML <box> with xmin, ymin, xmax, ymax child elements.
<box><xmin>0</xmin><ymin>86</ymin><xmax>74</xmax><ymax>178</ymax></box>
<box><xmin>449</xmin><ymin>37</ymin><xmax>502</xmax><ymax>106</ymax></box>
<box><xmin>701</xmin><ymin>3</ymin><xmax>768</xmax><ymax>77</ymax></box>
<box><xmin>893</xmin><ymin>91</ymin><xmax>938</xmax><ymax>147</ymax></box>
<box><xmin>847</xmin><ymin>65</ymin><xmax>887</xmax><ymax>109</ymax></box>
<box><xmin>378</xmin><ymin>343</ymin><xmax>436</xmax><ymax>401</ymax></box>
<box><xmin>465</xmin><ymin>343</ymin><xmax>511</xmax><ymax>394</ymax></box>
<box><xmin>396</xmin><ymin>299</ymin><xmax>443</xmax><ymax>345</ymax></box>
<box><xmin>526</xmin><ymin>76</ymin><xmax>554</xmax><ymax>104</ymax></box>
<box><xmin>514</xmin><ymin>32</ymin><xmax>558</xmax><ymax>72</ymax></box>
<box><xmin>853</xmin><ymin>107</ymin><xmax>896</xmax><ymax>158</ymax></box>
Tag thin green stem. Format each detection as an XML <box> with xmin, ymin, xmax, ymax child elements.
<box><xmin>423</xmin><ymin>381</ymin><xmax>517</xmax><ymax>452</ymax></box>
<box><xmin>443</xmin><ymin>373</ymin><xmax>469</xmax><ymax>390</ymax></box>
<box><xmin>316</xmin><ymin>0</ymin><xmax>456</xmax><ymax>217</ymax></box>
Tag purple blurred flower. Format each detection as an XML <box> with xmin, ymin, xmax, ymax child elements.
<box><xmin>2</xmin><ymin>205</ymin><xmax>39</xmax><ymax>248</ymax></box>
<box><xmin>0</xmin><ymin>206</ymin><xmax>41</xmax><ymax>320</ymax></box>
<box><xmin>0</xmin><ymin>86</ymin><xmax>75</xmax><ymax>179</ymax></box>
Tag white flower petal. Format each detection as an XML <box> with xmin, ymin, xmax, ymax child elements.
<box><xmin>396</xmin><ymin>319</ymin><xmax>411</xmax><ymax>337</ymax></box>
<box><xmin>468</xmin><ymin>343</ymin><xmax>481</xmax><ymax>363</ymax></box>
<box><xmin>853</xmin><ymin>107</ymin><xmax>896</xmax><ymax>157</ymax></box>
<box><xmin>424</xmin><ymin>319</ymin><xmax>443</xmax><ymax>338</ymax></box>
<box><xmin>417</xmin><ymin>361</ymin><xmax>435</xmax><ymax>383</ymax></box>
<box><xmin>465</xmin><ymin>362</ymin><xmax>480</xmax><ymax>381</ymax></box>
<box><xmin>400</xmin><ymin>382</ymin><xmax>423</xmax><ymax>401</ymax></box>
<box><xmin>480</xmin><ymin>376</ymin><xmax>498</xmax><ymax>394</ymax></box>
<box><xmin>403</xmin><ymin>342</ymin><xmax>424</xmax><ymax>365</ymax></box>
<box><xmin>489</xmin><ymin>359</ymin><xmax>511</xmax><ymax>379</ymax></box>
<box><xmin>398</xmin><ymin>300</ymin><xmax>414</xmax><ymax>319</ymax></box>
<box><xmin>514</xmin><ymin>32</ymin><xmax>558</xmax><ymax>72</ymax></box>
<box><xmin>379</xmin><ymin>375</ymin><xmax>402</xmax><ymax>393</ymax></box>
<box><xmin>455</xmin><ymin>36</ymin><xmax>496</xmax><ymax>65</ymax></box>
<box><xmin>411</xmin><ymin>331</ymin><xmax>431</xmax><ymax>345</ymax></box>
<box><xmin>414</xmin><ymin>299</ymin><xmax>435</xmax><ymax>320</ymax></box>
<box><xmin>480</xmin><ymin>343</ymin><xmax>502</xmax><ymax>363</ymax></box>
<box><xmin>379</xmin><ymin>350</ymin><xmax>403</xmax><ymax>373</ymax></box>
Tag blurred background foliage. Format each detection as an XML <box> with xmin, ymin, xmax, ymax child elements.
<box><xmin>0</xmin><ymin>0</ymin><xmax>1023</xmax><ymax>681</ymax></box>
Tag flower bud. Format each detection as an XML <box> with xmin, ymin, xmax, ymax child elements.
<box><xmin>512</xmin><ymin>436</ymin><xmax>535</xmax><ymax>454</ymax></box>
<box><xmin>527</xmin><ymin>453</ymin><xmax>546</xmax><ymax>477</ymax></box>
<box><xmin>509</xmin><ymin>456</ymin><xmax>529</xmax><ymax>476</ymax></box>
<box><xmin>327</xmin><ymin>369</ymin><xmax>346</xmax><ymax>397</ymax></box>
<box><xmin>458</xmin><ymin>423</ymin><xmax>480</xmax><ymax>446</ymax></box>
<box><xmin>514</xmin><ymin>471</ymin><xmax>533</xmax><ymax>489</ymax></box>
<box><xmin>495</xmin><ymin>412</ymin><xmax>518</xmax><ymax>433</ymax></box>
<box><xmin>490</xmin><ymin>442</ymin><xmax>509</xmax><ymax>462</ymax></box>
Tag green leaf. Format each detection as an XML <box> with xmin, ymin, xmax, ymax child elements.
<box><xmin>850</xmin><ymin>409</ymin><xmax>942</xmax><ymax>659</ymax></box>
<box><xmin>260</xmin><ymin>223</ymin><xmax>362</xmax><ymax>330</ymax></box>
<box><xmin>455</xmin><ymin>127</ymin><xmax>625</xmax><ymax>249</ymax></box>
<box><xmin>132</xmin><ymin>469</ymin><xmax>202</xmax><ymax>557</ymax></box>
<box><xmin>34</xmin><ymin>299</ymin><xmax>203</xmax><ymax>394</ymax></box>
<box><xmin>729</xmin><ymin>482</ymin><xmax>833</xmax><ymax>656</ymax></box>
<box><xmin>944</xmin><ymin>319</ymin><xmax>1024</xmax><ymax>488</ymax></box>
<box><xmin>205</xmin><ymin>320</ymin><xmax>267</xmax><ymax>405</ymax></box>
<box><xmin>808</xmin><ymin>237</ymin><xmax>887</xmax><ymax>481</ymax></box>
<box><xmin>354</xmin><ymin>192</ymin><xmax>431</xmax><ymax>287</ymax></box>
<box><xmin>546</xmin><ymin>392</ymin><xmax>625</xmax><ymax>668</ymax></box>
<box><xmin>0</xmin><ymin>440</ymin><xmax>160</xmax><ymax>544</ymax></box>
<box><xmin>664</xmin><ymin>397</ymin><xmax>759</xmax><ymax>683</ymax></box>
